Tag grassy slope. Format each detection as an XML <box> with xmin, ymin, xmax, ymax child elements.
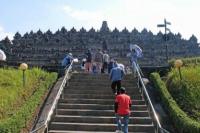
<box><xmin>0</xmin><ymin>68</ymin><xmax>57</xmax><ymax>120</ymax></box>
<box><xmin>166</xmin><ymin>66</ymin><xmax>200</xmax><ymax>121</ymax></box>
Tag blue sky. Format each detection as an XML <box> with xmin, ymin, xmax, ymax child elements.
<box><xmin>0</xmin><ymin>0</ymin><xmax>200</xmax><ymax>42</ymax></box>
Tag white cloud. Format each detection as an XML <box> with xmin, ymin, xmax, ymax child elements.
<box><xmin>61</xmin><ymin>0</ymin><xmax>200</xmax><ymax>41</ymax></box>
<box><xmin>63</xmin><ymin>5</ymin><xmax>105</xmax><ymax>28</ymax></box>
<box><xmin>0</xmin><ymin>26</ymin><xmax>14</xmax><ymax>40</ymax></box>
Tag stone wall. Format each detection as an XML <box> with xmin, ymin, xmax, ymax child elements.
<box><xmin>0</xmin><ymin>21</ymin><xmax>200</xmax><ymax>68</ymax></box>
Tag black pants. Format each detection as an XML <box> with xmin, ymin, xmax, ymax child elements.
<box><xmin>102</xmin><ymin>62</ymin><xmax>108</xmax><ymax>73</ymax></box>
<box><xmin>111</xmin><ymin>80</ymin><xmax>121</xmax><ymax>94</ymax></box>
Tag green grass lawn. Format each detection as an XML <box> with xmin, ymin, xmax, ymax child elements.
<box><xmin>0</xmin><ymin>67</ymin><xmax>57</xmax><ymax>132</ymax></box>
<box><xmin>166</xmin><ymin>66</ymin><xmax>200</xmax><ymax>121</ymax></box>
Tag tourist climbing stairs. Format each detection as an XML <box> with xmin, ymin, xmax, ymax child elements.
<box><xmin>48</xmin><ymin>73</ymin><xmax>155</xmax><ymax>133</ymax></box>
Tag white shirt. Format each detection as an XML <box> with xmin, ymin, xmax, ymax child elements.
<box><xmin>103</xmin><ymin>53</ymin><xmax>109</xmax><ymax>63</ymax></box>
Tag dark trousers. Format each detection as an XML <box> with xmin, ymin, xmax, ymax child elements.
<box><xmin>102</xmin><ymin>62</ymin><xmax>108</xmax><ymax>73</ymax></box>
<box><xmin>111</xmin><ymin>80</ymin><xmax>121</xmax><ymax>94</ymax></box>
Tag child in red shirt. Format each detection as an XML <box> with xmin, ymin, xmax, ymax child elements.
<box><xmin>115</xmin><ymin>87</ymin><xmax>132</xmax><ymax>133</ymax></box>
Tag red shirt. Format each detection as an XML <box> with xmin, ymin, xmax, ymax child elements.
<box><xmin>115</xmin><ymin>94</ymin><xmax>132</xmax><ymax>115</ymax></box>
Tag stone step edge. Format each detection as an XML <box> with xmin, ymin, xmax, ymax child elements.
<box><xmin>59</xmin><ymin>99</ymin><xmax>145</xmax><ymax>102</ymax></box>
<box><xmin>55</xmin><ymin>115</ymin><xmax>151</xmax><ymax>119</ymax></box>
<box><xmin>58</xmin><ymin>103</ymin><xmax>147</xmax><ymax>107</ymax></box>
<box><xmin>56</xmin><ymin>109</ymin><xmax>149</xmax><ymax>113</ymax></box>
<box><xmin>64</xmin><ymin>94</ymin><xmax>142</xmax><ymax>96</ymax></box>
<box><xmin>51</xmin><ymin>122</ymin><xmax>154</xmax><ymax>126</ymax></box>
<box><xmin>48</xmin><ymin>130</ymin><xmax>142</xmax><ymax>133</ymax></box>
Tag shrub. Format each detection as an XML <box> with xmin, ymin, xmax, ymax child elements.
<box><xmin>150</xmin><ymin>72</ymin><xmax>200</xmax><ymax>133</ymax></box>
<box><xmin>166</xmin><ymin>67</ymin><xmax>200</xmax><ymax>121</ymax></box>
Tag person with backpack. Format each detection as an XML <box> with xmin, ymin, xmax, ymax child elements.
<box><xmin>85</xmin><ymin>49</ymin><xmax>92</xmax><ymax>73</ymax></box>
<box><xmin>115</xmin><ymin>87</ymin><xmax>132</xmax><ymax>133</ymax></box>
<box><xmin>110</xmin><ymin>61</ymin><xmax>125</xmax><ymax>95</ymax></box>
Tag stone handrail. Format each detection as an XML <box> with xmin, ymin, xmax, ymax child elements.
<box><xmin>134</xmin><ymin>61</ymin><xmax>170</xmax><ymax>133</ymax></box>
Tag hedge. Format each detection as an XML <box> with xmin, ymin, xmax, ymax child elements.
<box><xmin>0</xmin><ymin>72</ymin><xmax>57</xmax><ymax>133</ymax></box>
<box><xmin>150</xmin><ymin>72</ymin><xmax>200</xmax><ymax>133</ymax></box>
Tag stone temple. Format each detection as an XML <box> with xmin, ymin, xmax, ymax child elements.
<box><xmin>0</xmin><ymin>21</ymin><xmax>200</xmax><ymax>69</ymax></box>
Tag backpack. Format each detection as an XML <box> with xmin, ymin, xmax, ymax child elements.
<box><xmin>86</xmin><ymin>52</ymin><xmax>92</xmax><ymax>62</ymax></box>
<box><xmin>95</xmin><ymin>52</ymin><xmax>103</xmax><ymax>62</ymax></box>
<box><xmin>61</xmin><ymin>56</ymin><xmax>71</xmax><ymax>66</ymax></box>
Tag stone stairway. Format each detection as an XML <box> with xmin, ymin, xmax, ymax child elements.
<box><xmin>48</xmin><ymin>73</ymin><xmax>155</xmax><ymax>133</ymax></box>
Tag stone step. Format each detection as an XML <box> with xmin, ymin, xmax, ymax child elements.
<box><xmin>56</xmin><ymin>109</ymin><xmax>149</xmax><ymax>117</ymax></box>
<box><xmin>69</xmin><ymin>78</ymin><xmax>136</xmax><ymax>83</ymax></box>
<box><xmin>49</xmin><ymin>122</ymin><xmax>155</xmax><ymax>132</ymax></box>
<box><xmin>72</xmin><ymin>73</ymin><xmax>108</xmax><ymax>76</ymax></box>
<box><xmin>48</xmin><ymin>73</ymin><xmax>155</xmax><ymax>133</ymax></box>
<box><xmin>65</xmin><ymin>85</ymin><xmax>137</xmax><ymax>89</ymax></box>
<box><xmin>68</xmin><ymin>82</ymin><xmax>135</xmax><ymax>87</ymax></box>
<box><xmin>48</xmin><ymin>131</ymin><xmax>152</xmax><ymax>133</ymax></box>
<box><xmin>70</xmin><ymin>76</ymin><xmax>135</xmax><ymax>81</ymax></box>
<box><xmin>52</xmin><ymin>115</ymin><xmax>153</xmax><ymax>124</ymax></box>
<box><xmin>69</xmin><ymin>79</ymin><xmax>137</xmax><ymax>84</ymax></box>
<box><xmin>70</xmin><ymin>76</ymin><xmax>109</xmax><ymax>80</ymax></box>
<box><xmin>64</xmin><ymin>88</ymin><xmax>140</xmax><ymax>94</ymax></box>
<box><xmin>58</xmin><ymin>103</ymin><xmax>147</xmax><ymax>111</ymax></box>
<box><xmin>72</xmin><ymin>73</ymin><xmax>134</xmax><ymax>78</ymax></box>
<box><xmin>59</xmin><ymin>99</ymin><xmax>146</xmax><ymax>105</ymax></box>
<box><xmin>63</xmin><ymin>94</ymin><xmax>143</xmax><ymax>100</ymax></box>
<box><xmin>69</xmin><ymin>79</ymin><xmax>137</xmax><ymax>83</ymax></box>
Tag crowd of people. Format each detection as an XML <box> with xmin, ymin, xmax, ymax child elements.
<box><xmin>82</xmin><ymin>48</ymin><xmax>111</xmax><ymax>74</ymax></box>
<box><xmin>60</xmin><ymin>45</ymin><xmax>142</xmax><ymax>133</ymax></box>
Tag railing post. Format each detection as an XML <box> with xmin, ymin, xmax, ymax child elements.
<box><xmin>46</xmin><ymin>125</ymin><xmax>48</xmax><ymax>133</ymax></box>
<box><xmin>61</xmin><ymin>85</ymin><xmax>64</xmax><ymax>99</ymax></box>
<box><xmin>55</xmin><ymin>103</ymin><xmax>57</xmax><ymax>115</ymax></box>
<box><xmin>137</xmin><ymin>76</ymin><xmax>139</xmax><ymax>89</ymax></box>
<box><xmin>155</xmin><ymin>123</ymin><xmax>157</xmax><ymax>133</ymax></box>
